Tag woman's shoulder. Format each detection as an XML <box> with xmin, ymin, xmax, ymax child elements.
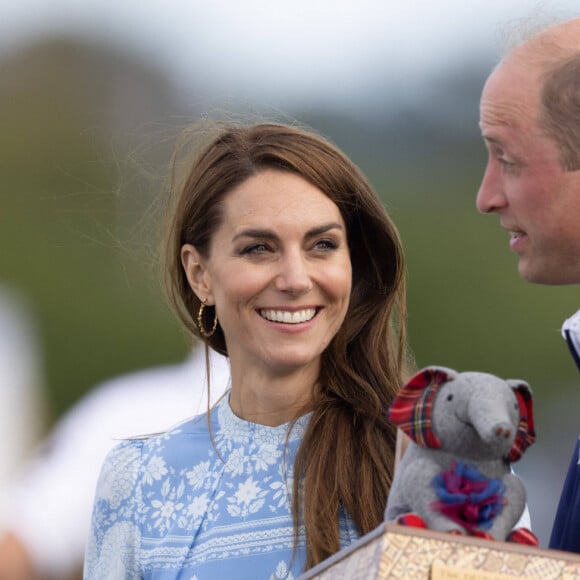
<box><xmin>94</xmin><ymin>413</ymin><xmax>215</xmax><ymax>501</ymax></box>
<box><xmin>131</xmin><ymin>411</ymin><xmax>210</xmax><ymax>443</ymax></box>
<box><xmin>130</xmin><ymin>411</ymin><xmax>213</xmax><ymax>460</ymax></box>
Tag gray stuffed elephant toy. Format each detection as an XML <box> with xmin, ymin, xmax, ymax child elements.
<box><xmin>385</xmin><ymin>366</ymin><xmax>537</xmax><ymax>544</ymax></box>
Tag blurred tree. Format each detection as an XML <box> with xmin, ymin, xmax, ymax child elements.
<box><xmin>0</xmin><ymin>37</ymin><xmax>188</xmax><ymax>423</ymax></box>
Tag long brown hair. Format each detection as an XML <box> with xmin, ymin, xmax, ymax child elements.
<box><xmin>163</xmin><ymin>121</ymin><xmax>409</xmax><ymax>569</ymax></box>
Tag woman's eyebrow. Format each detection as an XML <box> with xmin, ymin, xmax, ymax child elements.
<box><xmin>232</xmin><ymin>222</ymin><xmax>343</xmax><ymax>243</ymax></box>
<box><xmin>232</xmin><ymin>229</ymin><xmax>277</xmax><ymax>242</ymax></box>
<box><xmin>305</xmin><ymin>223</ymin><xmax>344</xmax><ymax>238</ymax></box>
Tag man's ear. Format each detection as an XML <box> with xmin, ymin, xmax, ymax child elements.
<box><xmin>181</xmin><ymin>244</ymin><xmax>214</xmax><ymax>304</ymax></box>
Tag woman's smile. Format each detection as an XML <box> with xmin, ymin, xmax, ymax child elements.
<box><xmin>258</xmin><ymin>307</ymin><xmax>318</xmax><ymax>324</ymax></box>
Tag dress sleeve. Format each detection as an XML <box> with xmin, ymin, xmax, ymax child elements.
<box><xmin>83</xmin><ymin>439</ymin><xmax>145</xmax><ymax>579</ymax></box>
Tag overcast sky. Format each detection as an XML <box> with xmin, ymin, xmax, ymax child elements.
<box><xmin>1</xmin><ymin>0</ymin><xmax>579</xmax><ymax>109</ymax></box>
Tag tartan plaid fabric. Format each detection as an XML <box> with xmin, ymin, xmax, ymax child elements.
<box><xmin>388</xmin><ymin>368</ymin><xmax>451</xmax><ymax>449</ymax></box>
<box><xmin>507</xmin><ymin>385</ymin><xmax>536</xmax><ymax>462</ymax></box>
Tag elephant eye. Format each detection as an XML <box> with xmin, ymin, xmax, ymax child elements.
<box><xmin>446</xmin><ymin>394</ymin><xmax>453</xmax><ymax>402</ymax></box>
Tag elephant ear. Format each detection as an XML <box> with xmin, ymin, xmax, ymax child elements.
<box><xmin>506</xmin><ymin>380</ymin><xmax>536</xmax><ymax>462</ymax></box>
<box><xmin>388</xmin><ymin>366</ymin><xmax>457</xmax><ymax>449</ymax></box>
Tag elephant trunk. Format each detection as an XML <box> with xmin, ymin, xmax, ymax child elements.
<box><xmin>466</xmin><ymin>396</ymin><xmax>516</xmax><ymax>453</ymax></box>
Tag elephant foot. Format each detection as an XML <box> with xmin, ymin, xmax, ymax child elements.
<box><xmin>507</xmin><ymin>528</ymin><xmax>539</xmax><ymax>546</ymax></box>
<box><xmin>470</xmin><ymin>529</ymin><xmax>494</xmax><ymax>540</ymax></box>
<box><xmin>396</xmin><ymin>513</ymin><xmax>427</xmax><ymax>529</ymax></box>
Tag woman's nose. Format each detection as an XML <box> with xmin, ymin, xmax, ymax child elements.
<box><xmin>275</xmin><ymin>252</ymin><xmax>313</xmax><ymax>295</ymax></box>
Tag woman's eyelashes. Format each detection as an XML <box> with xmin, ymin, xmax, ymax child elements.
<box><xmin>239</xmin><ymin>242</ymin><xmax>271</xmax><ymax>256</ymax></box>
<box><xmin>236</xmin><ymin>237</ymin><xmax>340</xmax><ymax>258</ymax></box>
<box><xmin>313</xmin><ymin>238</ymin><xmax>339</xmax><ymax>251</ymax></box>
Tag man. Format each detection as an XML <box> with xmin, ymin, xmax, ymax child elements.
<box><xmin>0</xmin><ymin>348</ymin><xmax>230</xmax><ymax>579</ymax></box>
<box><xmin>476</xmin><ymin>17</ymin><xmax>580</xmax><ymax>552</ymax></box>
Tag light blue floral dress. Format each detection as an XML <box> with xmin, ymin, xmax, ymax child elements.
<box><xmin>84</xmin><ymin>394</ymin><xmax>359</xmax><ymax>579</ymax></box>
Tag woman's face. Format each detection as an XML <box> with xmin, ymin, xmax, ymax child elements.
<box><xmin>182</xmin><ymin>168</ymin><xmax>352</xmax><ymax>377</ymax></box>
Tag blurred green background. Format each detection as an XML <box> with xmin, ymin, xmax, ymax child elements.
<box><xmin>1</xmin><ymin>35</ymin><xmax>578</xmax><ymax>545</ymax></box>
<box><xmin>4</xmin><ymin>37</ymin><xmax>577</xmax><ymax>418</ymax></box>
<box><xmin>0</xmin><ymin>39</ymin><xmax>188</xmax><ymax>420</ymax></box>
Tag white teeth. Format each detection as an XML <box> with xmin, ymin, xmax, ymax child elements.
<box><xmin>260</xmin><ymin>308</ymin><xmax>316</xmax><ymax>324</ymax></box>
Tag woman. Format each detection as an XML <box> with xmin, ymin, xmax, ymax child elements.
<box><xmin>84</xmin><ymin>122</ymin><xmax>410</xmax><ymax>579</ymax></box>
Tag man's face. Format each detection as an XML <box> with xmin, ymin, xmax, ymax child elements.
<box><xmin>477</xmin><ymin>57</ymin><xmax>580</xmax><ymax>285</ymax></box>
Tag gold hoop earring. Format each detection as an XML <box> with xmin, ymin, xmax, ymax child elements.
<box><xmin>197</xmin><ymin>299</ymin><xmax>218</xmax><ymax>338</ymax></box>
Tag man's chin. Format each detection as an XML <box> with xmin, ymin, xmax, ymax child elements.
<box><xmin>519</xmin><ymin>260</ymin><xmax>580</xmax><ymax>285</ymax></box>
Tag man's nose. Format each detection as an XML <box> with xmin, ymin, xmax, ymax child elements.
<box><xmin>476</xmin><ymin>163</ymin><xmax>506</xmax><ymax>214</ymax></box>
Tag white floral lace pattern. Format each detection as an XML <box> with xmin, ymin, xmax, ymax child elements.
<box><xmin>84</xmin><ymin>395</ymin><xmax>358</xmax><ymax>579</ymax></box>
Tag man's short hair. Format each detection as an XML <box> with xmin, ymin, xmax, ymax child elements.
<box><xmin>540</xmin><ymin>52</ymin><xmax>580</xmax><ymax>171</ymax></box>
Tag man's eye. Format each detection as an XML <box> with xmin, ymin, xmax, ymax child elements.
<box><xmin>499</xmin><ymin>157</ymin><xmax>515</xmax><ymax>166</ymax></box>
<box><xmin>497</xmin><ymin>156</ymin><xmax>519</xmax><ymax>173</ymax></box>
